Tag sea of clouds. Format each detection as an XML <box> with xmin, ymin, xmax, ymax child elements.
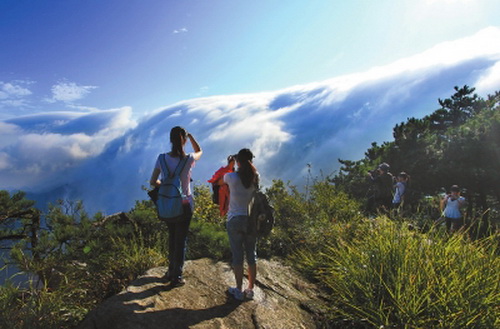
<box><xmin>1</xmin><ymin>27</ymin><xmax>500</xmax><ymax>215</ymax></box>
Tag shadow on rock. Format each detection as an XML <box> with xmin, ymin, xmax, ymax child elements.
<box><xmin>77</xmin><ymin>258</ymin><xmax>328</xmax><ymax>329</ymax></box>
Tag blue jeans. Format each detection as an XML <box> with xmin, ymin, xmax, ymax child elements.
<box><xmin>166</xmin><ymin>204</ymin><xmax>192</xmax><ymax>279</ymax></box>
<box><xmin>227</xmin><ymin>215</ymin><xmax>257</xmax><ymax>266</ymax></box>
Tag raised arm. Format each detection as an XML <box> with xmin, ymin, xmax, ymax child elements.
<box><xmin>188</xmin><ymin>133</ymin><xmax>203</xmax><ymax>161</ymax></box>
<box><xmin>215</xmin><ymin>157</ymin><xmax>235</xmax><ymax>185</ymax></box>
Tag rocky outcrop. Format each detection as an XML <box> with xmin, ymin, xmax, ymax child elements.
<box><xmin>77</xmin><ymin>258</ymin><xmax>328</xmax><ymax>329</ymax></box>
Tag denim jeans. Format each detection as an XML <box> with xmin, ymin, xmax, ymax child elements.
<box><xmin>166</xmin><ymin>204</ymin><xmax>192</xmax><ymax>279</ymax></box>
<box><xmin>227</xmin><ymin>215</ymin><xmax>257</xmax><ymax>266</ymax></box>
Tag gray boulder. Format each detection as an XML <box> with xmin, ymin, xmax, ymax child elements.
<box><xmin>77</xmin><ymin>258</ymin><xmax>328</xmax><ymax>329</ymax></box>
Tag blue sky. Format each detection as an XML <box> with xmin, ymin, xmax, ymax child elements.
<box><xmin>1</xmin><ymin>0</ymin><xmax>500</xmax><ymax>213</ymax></box>
<box><xmin>1</xmin><ymin>0</ymin><xmax>500</xmax><ymax>120</ymax></box>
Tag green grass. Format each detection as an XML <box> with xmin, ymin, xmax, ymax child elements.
<box><xmin>0</xmin><ymin>234</ymin><xmax>169</xmax><ymax>329</ymax></box>
<box><xmin>294</xmin><ymin>217</ymin><xmax>500</xmax><ymax>328</ymax></box>
<box><xmin>2</xmin><ymin>183</ymin><xmax>499</xmax><ymax>328</ymax></box>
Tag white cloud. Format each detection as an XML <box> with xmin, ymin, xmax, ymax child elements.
<box><xmin>173</xmin><ymin>27</ymin><xmax>188</xmax><ymax>34</ymax></box>
<box><xmin>0</xmin><ymin>81</ymin><xmax>32</xmax><ymax>99</ymax></box>
<box><xmin>49</xmin><ymin>81</ymin><xmax>97</xmax><ymax>103</ymax></box>
<box><xmin>1</xmin><ymin>27</ymin><xmax>500</xmax><ymax>213</ymax></box>
<box><xmin>0</xmin><ymin>81</ymin><xmax>33</xmax><ymax>111</ymax></box>
<box><xmin>197</xmin><ymin>86</ymin><xmax>210</xmax><ymax>96</ymax></box>
<box><xmin>67</xmin><ymin>104</ymin><xmax>101</xmax><ymax>112</ymax></box>
<box><xmin>0</xmin><ymin>99</ymin><xmax>30</xmax><ymax>108</ymax></box>
<box><xmin>334</xmin><ymin>27</ymin><xmax>500</xmax><ymax>87</ymax></box>
<box><xmin>0</xmin><ymin>122</ymin><xmax>23</xmax><ymax>148</ymax></box>
<box><xmin>0</xmin><ymin>107</ymin><xmax>136</xmax><ymax>189</ymax></box>
<box><xmin>476</xmin><ymin>61</ymin><xmax>500</xmax><ymax>95</ymax></box>
<box><xmin>0</xmin><ymin>152</ymin><xmax>11</xmax><ymax>170</ymax></box>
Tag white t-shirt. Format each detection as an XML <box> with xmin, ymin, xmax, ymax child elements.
<box><xmin>443</xmin><ymin>196</ymin><xmax>465</xmax><ymax>219</ymax></box>
<box><xmin>155</xmin><ymin>153</ymin><xmax>196</xmax><ymax>204</ymax></box>
<box><xmin>393</xmin><ymin>182</ymin><xmax>406</xmax><ymax>204</ymax></box>
<box><xmin>223</xmin><ymin>172</ymin><xmax>257</xmax><ymax>220</ymax></box>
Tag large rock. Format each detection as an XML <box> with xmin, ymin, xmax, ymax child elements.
<box><xmin>77</xmin><ymin>258</ymin><xmax>328</xmax><ymax>329</ymax></box>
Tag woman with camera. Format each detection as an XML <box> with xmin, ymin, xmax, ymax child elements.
<box><xmin>149</xmin><ymin>126</ymin><xmax>202</xmax><ymax>286</ymax></box>
<box><xmin>440</xmin><ymin>185</ymin><xmax>466</xmax><ymax>233</ymax></box>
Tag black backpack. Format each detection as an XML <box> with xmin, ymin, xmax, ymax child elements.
<box><xmin>211</xmin><ymin>183</ymin><xmax>220</xmax><ymax>205</ymax></box>
<box><xmin>249</xmin><ymin>189</ymin><xmax>274</xmax><ymax>237</ymax></box>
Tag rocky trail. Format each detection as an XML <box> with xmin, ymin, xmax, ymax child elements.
<box><xmin>77</xmin><ymin>258</ymin><xmax>329</xmax><ymax>329</ymax></box>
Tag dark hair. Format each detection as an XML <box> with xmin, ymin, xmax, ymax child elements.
<box><xmin>398</xmin><ymin>172</ymin><xmax>410</xmax><ymax>186</ymax></box>
<box><xmin>236</xmin><ymin>148</ymin><xmax>257</xmax><ymax>189</ymax></box>
<box><xmin>398</xmin><ymin>172</ymin><xmax>409</xmax><ymax>180</ymax></box>
<box><xmin>378</xmin><ymin>162</ymin><xmax>390</xmax><ymax>173</ymax></box>
<box><xmin>450</xmin><ymin>185</ymin><xmax>460</xmax><ymax>193</ymax></box>
<box><xmin>170</xmin><ymin>126</ymin><xmax>187</xmax><ymax>158</ymax></box>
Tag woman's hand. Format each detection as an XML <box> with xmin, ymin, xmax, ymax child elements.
<box><xmin>150</xmin><ymin>168</ymin><xmax>161</xmax><ymax>187</ymax></box>
<box><xmin>188</xmin><ymin>132</ymin><xmax>203</xmax><ymax>160</ymax></box>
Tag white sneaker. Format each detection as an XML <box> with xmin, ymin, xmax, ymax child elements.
<box><xmin>228</xmin><ymin>287</ymin><xmax>244</xmax><ymax>301</ymax></box>
<box><xmin>244</xmin><ymin>289</ymin><xmax>254</xmax><ymax>299</ymax></box>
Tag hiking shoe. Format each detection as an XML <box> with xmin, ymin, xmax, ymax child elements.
<box><xmin>161</xmin><ymin>271</ymin><xmax>173</xmax><ymax>283</ymax></box>
<box><xmin>170</xmin><ymin>277</ymin><xmax>185</xmax><ymax>287</ymax></box>
<box><xmin>244</xmin><ymin>289</ymin><xmax>254</xmax><ymax>299</ymax></box>
<box><xmin>228</xmin><ymin>287</ymin><xmax>244</xmax><ymax>301</ymax></box>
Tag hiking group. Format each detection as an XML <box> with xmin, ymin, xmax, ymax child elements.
<box><xmin>367</xmin><ymin>162</ymin><xmax>466</xmax><ymax>233</ymax></box>
<box><xmin>149</xmin><ymin>125</ymin><xmax>468</xmax><ymax>301</ymax></box>
<box><xmin>149</xmin><ymin>126</ymin><xmax>262</xmax><ymax>301</ymax></box>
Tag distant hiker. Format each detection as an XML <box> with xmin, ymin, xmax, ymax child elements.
<box><xmin>440</xmin><ymin>185</ymin><xmax>466</xmax><ymax>233</ymax></box>
<box><xmin>216</xmin><ymin>148</ymin><xmax>259</xmax><ymax>301</ymax></box>
<box><xmin>149</xmin><ymin>126</ymin><xmax>202</xmax><ymax>286</ymax></box>
<box><xmin>392</xmin><ymin>172</ymin><xmax>410</xmax><ymax>210</ymax></box>
<box><xmin>367</xmin><ymin>162</ymin><xmax>393</xmax><ymax>214</ymax></box>
<box><xmin>207</xmin><ymin>155</ymin><xmax>235</xmax><ymax>216</ymax></box>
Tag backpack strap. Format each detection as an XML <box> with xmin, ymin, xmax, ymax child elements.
<box><xmin>159</xmin><ymin>154</ymin><xmax>170</xmax><ymax>178</ymax></box>
<box><xmin>173</xmin><ymin>155</ymin><xmax>189</xmax><ymax>178</ymax></box>
<box><xmin>159</xmin><ymin>154</ymin><xmax>189</xmax><ymax>180</ymax></box>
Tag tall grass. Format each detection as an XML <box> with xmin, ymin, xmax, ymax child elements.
<box><xmin>0</xmin><ymin>233</ymin><xmax>168</xmax><ymax>329</ymax></box>
<box><xmin>2</xmin><ymin>182</ymin><xmax>499</xmax><ymax>328</ymax></box>
<box><xmin>294</xmin><ymin>217</ymin><xmax>500</xmax><ymax>328</ymax></box>
<box><xmin>0</xmin><ymin>278</ymin><xmax>90</xmax><ymax>328</ymax></box>
<box><xmin>0</xmin><ymin>186</ymin><xmax>230</xmax><ymax>328</ymax></box>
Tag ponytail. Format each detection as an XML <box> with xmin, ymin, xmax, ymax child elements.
<box><xmin>170</xmin><ymin>126</ymin><xmax>187</xmax><ymax>158</ymax></box>
<box><xmin>236</xmin><ymin>148</ymin><xmax>257</xmax><ymax>189</ymax></box>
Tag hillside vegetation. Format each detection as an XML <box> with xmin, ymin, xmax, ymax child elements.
<box><xmin>1</xmin><ymin>86</ymin><xmax>499</xmax><ymax>329</ymax></box>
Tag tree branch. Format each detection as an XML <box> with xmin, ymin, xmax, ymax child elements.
<box><xmin>0</xmin><ymin>209</ymin><xmax>35</xmax><ymax>223</ymax></box>
<box><xmin>93</xmin><ymin>212</ymin><xmax>137</xmax><ymax>229</ymax></box>
<box><xmin>0</xmin><ymin>234</ymin><xmax>28</xmax><ymax>241</ymax></box>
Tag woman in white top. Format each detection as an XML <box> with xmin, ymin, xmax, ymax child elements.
<box><xmin>219</xmin><ymin>148</ymin><xmax>259</xmax><ymax>301</ymax></box>
<box><xmin>392</xmin><ymin>172</ymin><xmax>409</xmax><ymax>209</ymax></box>
<box><xmin>149</xmin><ymin>126</ymin><xmax>202</xmax><ymax>286</ymax></box>
<box><xmin>440</xmin><ymin>185</ymin><xmax>466</xmax><ymax>233</ymax></box>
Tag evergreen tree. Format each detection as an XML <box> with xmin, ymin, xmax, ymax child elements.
<box><xmin>333</xmin><ymin>86</ymin><xmax>500</xmax><ymax>230</ymax></box>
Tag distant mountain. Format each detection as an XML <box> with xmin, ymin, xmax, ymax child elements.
<box><xmin>2</xmin><ymin>28</ymin><xmax>500</xmax><ymax>214</ymax></box>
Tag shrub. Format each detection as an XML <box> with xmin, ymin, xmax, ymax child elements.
<box><xmin>187</xmin><ymin>220</ymin><xmax>230</xmax><ymax>260</ymax></box>
<box><xmin>265</xmin><ymin>179</ymin><xmax>363</xmax><ymax>257</ymax></box>
<box><xmin>295</xmin><ymin>218</ymin><xmax>500</xmax><ymax>328</ymax></box>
